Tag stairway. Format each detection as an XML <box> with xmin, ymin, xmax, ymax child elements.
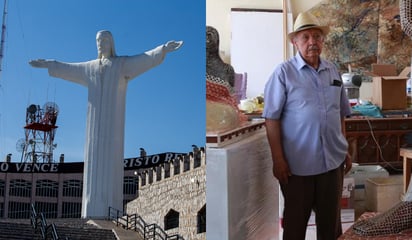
<box><xmin>0</xmin><ymin>218</ymin><xmax>142</xmax><ymax>240</ymax></box>
<box><xmin>88</xmin><ymin>219</ymin><xmax>143</xmax><ymax>240</ymax></box>
<box><xmin>0</xmin><ymin>221</ymin><xmax>40</xmax><ymax>240</ymax></box>
<box><xmin>53</xmin><ymin>221</ymin><xmax>117</xmax><ymax>240</ymax></box>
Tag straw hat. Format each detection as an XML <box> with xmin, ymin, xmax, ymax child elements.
<box><xmin>288</xmin><ymin>12</ymin><xmax>329</xmax><ymax>40</ymax></box>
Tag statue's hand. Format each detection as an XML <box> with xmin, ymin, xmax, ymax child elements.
<box><xmin>29</xmin><ymin>59</ymin><xmax>51</xmax><ymax>68</ymax></box>
<box><xmin>164</xmin><ymin>40</ymin><xmax>183</xmax><ymax>52</ymax></box>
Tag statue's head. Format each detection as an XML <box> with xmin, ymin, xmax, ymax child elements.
<box><xmin>96</xmin><ymin>30</ymin><xmax>117</xmax><ymax>58</ymax></box>
<box><xmin>206</xmin><ymin>26</ymin><xmax>219</xmax><ymax>54</ymax></box>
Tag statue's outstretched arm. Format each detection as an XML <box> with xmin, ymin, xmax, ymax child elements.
<box><xmin>121</xmin><ymin>41</ymin><xmax>183</xmax><ymax>81</ymax></box>
<box><xmin>164</xmin><ymin>40</ymin><xmax>183</xmax><ymax>53</ymax></box>
<box><xmin>28</xmin><ymin>59</ymin><xmax>88</xmax><ymax>86</ymax></box>
<box><xmin>29</xmin><ymin>59</ymin><xmax>55</xmax><ymax>68</ymax></box>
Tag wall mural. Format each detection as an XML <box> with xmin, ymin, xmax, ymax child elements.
<box><xmin>308</xmin><ymin>0</ymin><xmax>412</xmax><ymax>77</ymax></box>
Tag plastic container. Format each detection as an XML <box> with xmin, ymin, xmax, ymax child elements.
<box><xmin>347</xmin><ymin>165</ymin><xmax>389</xmax><ymax>201</ymax></box>
<box><xmin>365</xmin><ymin>176</ymin><xmax>403</xmax><ymax>212</ymax></box>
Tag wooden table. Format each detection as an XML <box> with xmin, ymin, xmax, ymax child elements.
<box><xmin>345</xmin><ymin>117</ymin><xmax>412</xmax><ymax>169</ymax></box>
<box><xmin>400</xmin><ymin>147</ymin><xmax>412</xmax><ymax>193</ymax></box>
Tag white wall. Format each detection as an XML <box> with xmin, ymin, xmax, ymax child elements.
<box><xmin>206</xmin><ymin>0</ymin><xmax>321</xmax><ymax>62</ymax></box>
<box><xmin>230</xmin><ymin>10</ymin><xmax>285</xmax><ymax>98</ymax></box>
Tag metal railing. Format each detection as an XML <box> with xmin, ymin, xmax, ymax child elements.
<box><xmin>108</xmin><ymin>206</ymin><xmax>184</xmax><ymax>240</ymax></box>
<box><xmin>31</xmin><ymin>204</ymin><xmax>66</xmax><ymax>240</ymax></box>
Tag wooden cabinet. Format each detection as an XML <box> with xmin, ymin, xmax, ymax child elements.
<box><xmin>345</xmin><ymin>117</ymin><xmax>412</xmax><ymax>170</ymax></box>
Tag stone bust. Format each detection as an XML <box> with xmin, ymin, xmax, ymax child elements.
<box><xmin>206</xmin><ymin>26</ymin><xmax>246</xmax><ymax>133</ymax></box>
<box><xmin>206</xmin><ymin>26</ymin><xmax>235</xmax><ymax>88</ymax></box>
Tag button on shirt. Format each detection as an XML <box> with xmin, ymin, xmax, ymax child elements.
<box><xmin>262</xmin><ymin>53</ymin><xmax>351</xmax><ymax>176</ymax></box>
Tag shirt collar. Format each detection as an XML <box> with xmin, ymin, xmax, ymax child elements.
<box><xmin>295</xmin><ymin>52</ymin><xmax>328</xmax><ymax>72</ymax></box>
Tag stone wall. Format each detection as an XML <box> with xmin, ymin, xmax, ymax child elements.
<box><xmin>126</xmin><ymin>151</ymin><xmax>206</xmax><ymax>240</ymax></box>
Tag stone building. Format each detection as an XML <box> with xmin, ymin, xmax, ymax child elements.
<box><xmin>0</xmin><ymin>149</ymin><xmax>206</xmax><ymax>240</ymax></box>
<box><xmin>127</xmin><ymin>148</ymin><xmax>206</xmax><ymax>240</ymax></box>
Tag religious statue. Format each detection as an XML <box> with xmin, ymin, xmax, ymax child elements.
<box><xmin>29</xmin><ymin>30</ymin><xmax>183</xmax><ymax>218</ymax></box>
<box><xmin>206</xmin><ymin>26</ymin><xmax>246</xmax><ymax>133</ymax></box>
<box><xmin>206</xmin><ymin>26</ymin><xmax>235</xmax><ymax>87</ymax></box>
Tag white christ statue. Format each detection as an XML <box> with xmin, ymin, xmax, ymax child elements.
<box><xmin>29</xmin><ymin>30</ymin><xmax>183</xmax><ymax>218</ymax></box>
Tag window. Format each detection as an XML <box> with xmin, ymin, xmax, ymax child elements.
<box><xmin>0</xmin><ymin>180</ymin><xmax>5</xmax><ymax>197</ymax></box>
<box><xmin>35</xmin><ymin>202</ymin><xmax>58</xmax><ymax>218</ymax></box>
<box><xmin>0</xmin><ymin>202</ymin><xmax>4</xmax><ymax>218</ymax></box>
<box><xmin>36</xmin><ymin>179</ymin><xmax>58</xmax><ymax>197</ymax></box>
<box><xmin>197</xmin><ymin>205</ymin><xmax>206</xmax><ymax>233</ymax></box>
<box><xmin>123</xmin><ymin>176</ymin><xmax>138</xmax><ymax>195</ymax></box>
<box><xmin>8</xmin><ymin>202</ymin><xmax>30</xmax><ymax>218</ymax></box>
<box><xmin>63</xmin><ymin>180</ymin><xmax>83</xmax><ymax>197</ymax></box>
<box><xmin>62</xmin><ymin>202</ymin><xmax>81</xmax><ymax>218</ymax></box>
<box><xmin>9</xmin><ymin>179</ymin><xmax>32</xmax><ymax>197</ymax></box>
<box><xmin>164</xmin><ymin>209</ymin><xmax>179</xmax><ymax>230</ymax></box>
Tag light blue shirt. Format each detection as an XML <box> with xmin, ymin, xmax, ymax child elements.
<box><xmin>262</xmin><ymin>53</ymin><xmax>351</xmax><ymax>176</ymax></box>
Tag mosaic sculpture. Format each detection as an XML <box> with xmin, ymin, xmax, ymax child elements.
<box><xmin>206</xmin><ymin>26</ymin><xmax>246</xmax><ymax>133</ymax></box>
<box><xmin>401</xmin><ymin>0</ymin><xmax>412</xmax><ymax>37</ymax></box>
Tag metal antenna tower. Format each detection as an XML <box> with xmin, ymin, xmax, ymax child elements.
<box><xmin>16</xmin><ymin>102</ymin><xmax>59</xmax><ymax>163</ymax></box>
<box><xmin>0</xmin><ymin>0</ymin><xmax>7</xmax><ymax>77</ymax></box>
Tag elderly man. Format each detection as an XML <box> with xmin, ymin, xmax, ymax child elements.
<box><xmin>29</xmin><ymin>30</ymin><xmax>183</xmax><ymax>218</ymax></box>
<box><xmin>262</xmin><ymin>12</ymin><xmax>352</xmax><ymax>239</ymax></box>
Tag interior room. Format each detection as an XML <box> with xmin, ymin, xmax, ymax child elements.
<box><xmin>206</xmin><ymin>0</ymin><xmax>412</xmax><ymax>239</ymax></box>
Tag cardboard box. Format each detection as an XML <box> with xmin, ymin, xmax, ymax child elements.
<box><xmin>365</xmin><ymin>176</ymin><xmax>403</xmax><ymax>212</ymax></box>
<box><xmin>370</xmin><ymin>64</ymin><xmax>409</xmax><ymax>110</ymax></box>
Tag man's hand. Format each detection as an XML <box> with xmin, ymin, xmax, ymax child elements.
<box><xmin>273</xmin><ymin>158</ymin><xmax>292</xmax><ymax>184</ymax></box>
<box><xmin>344</xmin><ymin>154</ymin><xmax>352</xmax><ymax>175</ymax></box>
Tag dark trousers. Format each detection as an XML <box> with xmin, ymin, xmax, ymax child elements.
<box><xmin>280</xmin><ymin>164</ymin><xmax>344</xmax><ymax>240</ymax></box>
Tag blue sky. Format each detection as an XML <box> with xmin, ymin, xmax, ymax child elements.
<box><xmin>0</xmin><ymin>1</ymin><xmax>205</xmax><ymax>162</ymax></box>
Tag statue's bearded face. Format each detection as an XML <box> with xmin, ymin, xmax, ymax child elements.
<box><xmin>96</xmin><ymin>32</ymin><xmax>112</xmax><ymax>58</ymax></box>
<box><xmin>206</xmin><ymin>26</ymin><xmax>219</xmax><ymax>53</ymax></box>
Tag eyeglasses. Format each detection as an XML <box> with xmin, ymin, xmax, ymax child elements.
<box><xmin>295</xmin><ymin>33</ymin><xmax>324</xmax><ymax>43</ymax></box>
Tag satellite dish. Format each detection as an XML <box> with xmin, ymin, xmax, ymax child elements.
<box><xmin>16</xmin><ymin>138</ymin><xmax>26</xmax><ymax>152</ymax></box>
<box><xmin>43</xmin><ymin>102</ymin><xmax>59</xmax><ymax>115</ymax></box>
<box><xmin>27</xmin><ymin>104</ymin><xmax>37</xmax><ymax>114</ymax></box>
